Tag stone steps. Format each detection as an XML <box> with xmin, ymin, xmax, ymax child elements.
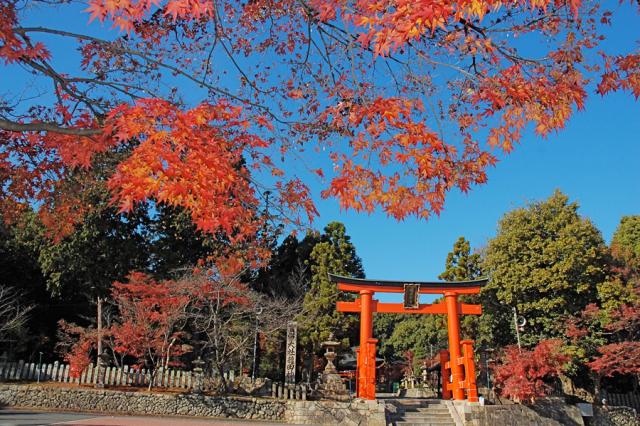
<box><xmin>386</xmin><ymin>399</ymin><xmax>455</xmax><ymax>426</ymax></box>
<box><xmin>398</xmin><ymin>411</ymin><xmax>452</xmax><ymax>418</ymax></box>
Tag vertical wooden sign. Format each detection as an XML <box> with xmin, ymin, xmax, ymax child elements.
<box><xmin>284</xmin><ymin>321</ymin><xmax>297</xmax><ymax>384</ymax></box>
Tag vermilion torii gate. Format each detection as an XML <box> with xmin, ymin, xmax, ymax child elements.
<box><xmin>330</xmin><ymin>274</ymin><xmax>488</xmax><ymax>402</ymax></box>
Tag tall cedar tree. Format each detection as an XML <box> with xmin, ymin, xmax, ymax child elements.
<box><xmin>300</xmin><ymin>222</ymin><xmax>364</xmax><ymax>352</ymax></box>
<box><xmin>483</xmin><ymin>190</ymin><xmax>608</xmax><ymax>347</ymax></box>
<box><xmin>0</xmin><ymin>1</ymin><xmax>638</xmax><ymax>251</ymax></box>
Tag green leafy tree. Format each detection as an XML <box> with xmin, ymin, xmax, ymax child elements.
<box><xmin>2</xmin><ymin>156</ymin><xmax>224</xmax><ymax>358</ymax></box>
<box><xmin>599</xmin><ymin>216</ymin><xmax>640</xmax><ymax>310</ymax></box>
<box><xmin>300</xmin><ymin>222</ymin><xmax>364</xmax><ymax>351</ymax></box>
<box><xmin>37</xmin><ymin>192</ymin><xmax>149</xmax><ymax>299</ymax></box>
<box><xmin>0</xmin><ymin>215</ymin><xmax>44</xmax><ymax>295</ymax></box>
<box><xmin>1</xmin><ymin>214</ymin><xmax>65</xmax><ymax>358</ymax></box>
<box><xmin>483</xmin><ymin>190</ymin><xmax>608</xmax><ymax>347</ymax></box>
<box><xmin>385</xmin><ymin>316</ymin><xmax>448</xmax><ymax>361</ymax></box>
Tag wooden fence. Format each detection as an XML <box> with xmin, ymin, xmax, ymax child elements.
<box><xmin>602</xmin><ymin>390</ymin><xmax>640</xmax><ymax>411</ymax></box>
<box><xmin>0</xmin><ymin>360</ymin><xmax>308</xmax><ymax>400</ymax></box>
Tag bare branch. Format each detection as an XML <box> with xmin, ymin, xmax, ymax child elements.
<box><xmin>0</xmin><ymin>285</ymin><xmax>33</xmax><ymax>341</ymax></box>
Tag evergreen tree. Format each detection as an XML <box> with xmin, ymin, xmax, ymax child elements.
<box><xmin>252</xmin><ymin>232</ymin><xmax>320</xmax><ymax>298</ymax></box>
<box><xmin>483</xmin><ymin>190</ymin><xmax>608</xmax><ymax>347</ymax></box>
<box><xmin>299</xmin><ymin>222</ymin><xmax>364</xmax><ymax>351</ymax></box>
<box><xmin>438</xmin><ymin>237</ymin><xmax>482</xmax><ymax>282</ymax></box>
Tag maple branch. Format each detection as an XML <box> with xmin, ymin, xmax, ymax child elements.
<box><xmin>219</xmin><ymin>38</ymin><xmax>273</xmax><ymax>95</ymax></box>
<box><xmin>20</xmin><ymin>56</ymin><xmax>107</xmax><ymax>118</ymax></box>
<box><xmin>14</xmin><ymin>26</ymin><xmax>294</xmax><ymax>125</ymax></box>
<box><xmin>297</xmin><ymin>0</ymin><xmax>407</xmax><ymax>65</ymax></box>
<box><xmin>458</xmin><ymin>19</ymin><xmax>542</xmax><ymax>66</ymax></box>
<box><xmin>293</xmin><ymin>17</ymin><xmax>313</xmax><ymax>66</ymax></box>
<box><xmin>408</xmin><ymin>42</ymin><xmax>477</xmax><ymax>80</ymax></box>
<box><xmin>0</xmin><ymin>117</ymin><xmax>102</xmax><ymax>135</ymax></box>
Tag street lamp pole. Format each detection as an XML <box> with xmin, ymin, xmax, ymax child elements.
<box><xmin>512</xmin><ymin>307</ymin><xmax>522</xmax><ymax>351</ymax></box>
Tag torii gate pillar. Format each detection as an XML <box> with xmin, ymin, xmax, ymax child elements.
<box><xmin>445</xmin><ymin>291</ymin><xmax>465</xmax><ymax>400</ymax></box>
<box><xmin>358</xmin><ymin>290</ymin><xmax>377</xmax><ymax>400</ymax></box>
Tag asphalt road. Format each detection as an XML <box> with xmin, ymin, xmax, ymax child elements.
<box><xmin>0</xmin><ymin>410</ymin><xmax>286</xmax><ymax>426</ymax></box>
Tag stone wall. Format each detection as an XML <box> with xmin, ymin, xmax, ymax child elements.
<box><xmin>0</xmin><ymin>384</ymin><xmax>285</xmax><ymax>421</ymax></box>
<box><xmin>285</xmin><ymin>399</ymin><xmax>386</xmax><ymax>426</ymax></box>
<box><xmin>0</xmin><ymin>384</ymin><xmax>386</xmax><ymax>425</ymax></box>
<box><xmin>461</xmin><ymin>398</ymin><xmax>584</xmax><ymax>426</ymax></box>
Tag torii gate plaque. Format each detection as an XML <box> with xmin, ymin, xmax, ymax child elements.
<box><xmin>330</xmin><ymin>274</ymin><xmax>487</xmax><ymax>401</ymax></box>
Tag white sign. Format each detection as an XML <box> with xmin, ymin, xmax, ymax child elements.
<box><xmin>284</xmin><ymin>321</ymin><xmax>297</xmax><ymax>384</ymax></box>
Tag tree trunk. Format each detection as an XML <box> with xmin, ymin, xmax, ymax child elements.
<box><xmin>593</xmin><ymin>372</ymin><xmax>602</xmax><ymax>405</ymax></box>
<box><xmin>216</xmin><ymin>363</ymin><xmax>227</xmax><ymax>393</ymax></box>
<box><xmin>148</xmin><ymin>367</ymin><xmax>156</xmax><ymax>391</ymax></box>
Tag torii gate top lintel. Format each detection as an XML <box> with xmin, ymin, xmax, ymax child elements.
<box><xmin>328</xmin><ymin>273</ymin><xmax>488</xmax><ymax>295</ymax></box>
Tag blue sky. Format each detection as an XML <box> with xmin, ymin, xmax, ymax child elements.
<box><xmin>314</xmin><ymin>87</ymin><xmax>639</xmax><ymax>284</ymax></box>
<box><xmin>3</xmin><ymin>2</ymin><xmax>639</xmax><ymax>291</ymax></box>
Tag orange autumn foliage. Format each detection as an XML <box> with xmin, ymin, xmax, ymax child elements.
<box><xmin>0</xmin><ymin>0</ymin><xmax>638</xmax><ymax>243</ymax></box>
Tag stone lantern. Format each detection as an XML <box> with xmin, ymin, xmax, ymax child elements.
<box><xmin>322</xmin><ymin>334</ymin><xmax>340</xmax><ymax>375</ymax></box>
<box><xmin>192</xmin><ymin>357</ymin><xmax>206</xmax><ymax>394</ymax></box>
<box><xmin>316</xmin><ymin>333</ymin><xmax>350</xmax><ymax>401</ymax></box>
